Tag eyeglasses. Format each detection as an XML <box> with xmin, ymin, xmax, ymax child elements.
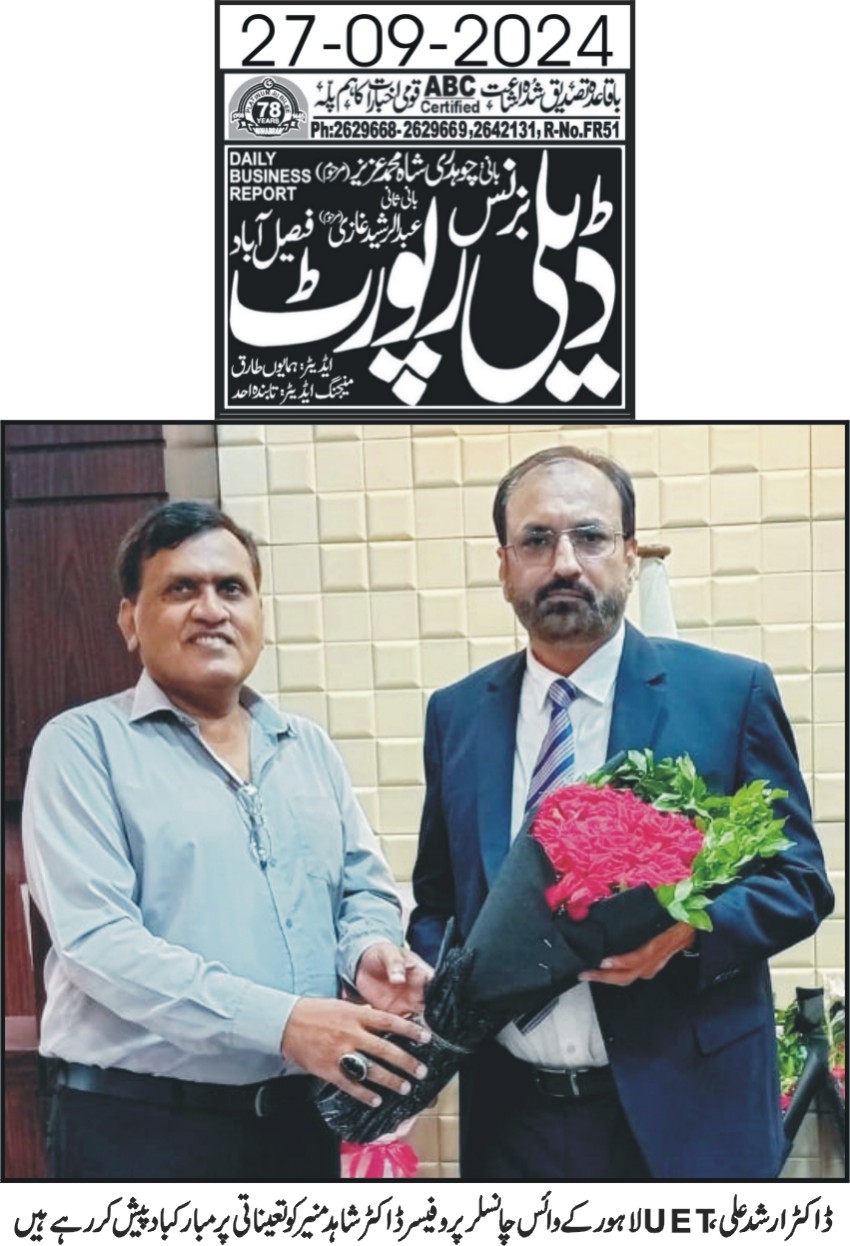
<box><xmin>504</xmin><ymin>525</ymin><xmax>626</xmax><ymax>565</ymax></box>
<box><xmin>234</xmin><ymin>782</ymin><xmax>274</xmax><ymax>870</ymax></box>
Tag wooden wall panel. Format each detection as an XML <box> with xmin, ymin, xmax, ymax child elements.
<box><xmin>4</xmin><ymin>423</ymin><xmax>162</xmax><ymax>448</ymax></box>
<box><xmin>5</xmin><ymin>500</ymin><xmax>160</xmax><ymax>783</ymax></box>
<box><xmin>4</xmin><ymin>423</ymin><xmax>171</xmax><ymax>1179</ymax></box>
<box><xmin>7</xmin><ymin>445</ymin><xmax>165</xmax><ymax>502</ymax></box>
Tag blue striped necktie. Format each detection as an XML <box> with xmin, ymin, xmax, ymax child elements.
<box><xmin>525</xmin><ymin>677</ymin><xmax>578</xmax><ymax>814</ymax></box>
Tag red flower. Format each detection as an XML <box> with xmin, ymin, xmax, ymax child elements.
<box><xmin>532</xmin><ymin>784</ymin><xmax>704</xmax><ymax>920</ymax></box>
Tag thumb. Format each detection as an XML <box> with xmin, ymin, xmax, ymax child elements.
<box><xmin>377</xmin><ymin>943</ymin><xmax>408</xmax><ymax>983</ymax></box>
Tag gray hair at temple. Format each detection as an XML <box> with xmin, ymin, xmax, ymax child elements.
<box><xmin>115</xmin><ymin>501</ymin><xmax>262</xmax><ymax>598</ymax></box>
<box><xmin>492</xmin><ymin>446</ymin><xmax>637</xmax><ymax>546</ymax></box>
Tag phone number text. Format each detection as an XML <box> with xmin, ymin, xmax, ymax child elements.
<box><xmin>311</xmin><ymin>118</ymin><xmax>620</xmax><ymax>140</ymax></box>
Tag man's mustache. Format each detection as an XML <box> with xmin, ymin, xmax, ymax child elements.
<box><xmin>535</xmin><ymin>579</ymin><xmax>596</xmax><ymax>607</ymax></box>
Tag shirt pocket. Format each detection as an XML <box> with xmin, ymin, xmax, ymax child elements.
<box><xmin>284</xmin><ymin>794</ymin><xmax>345</xmax><ymax>885</ymax></box>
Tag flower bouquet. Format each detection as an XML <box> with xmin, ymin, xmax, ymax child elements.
<box><xmin>779</xmin><ymin>981</ymin><xmax>846</xmax><ymax>1152</ymax></box>
<box><xmin>316</xmin><ymin>749</ymin><xmax>793</xmax><ymax>1143</ymax></box>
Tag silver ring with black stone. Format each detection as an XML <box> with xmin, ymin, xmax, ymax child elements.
<box><xmin>338</xmin><ymin>1051</ymin><xmax>370</xmax><ymax>1083</ymax></box>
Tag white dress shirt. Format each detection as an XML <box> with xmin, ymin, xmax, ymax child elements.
<box><xmin>497</xmin><ymin>622</ymin><xmax>626</xmax><ymax>1069</ymax></box>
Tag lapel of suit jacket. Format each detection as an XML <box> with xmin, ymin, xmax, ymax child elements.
<box><xmin>476</xmin><ymin>651</ymin><xmax>526</xmax><ymax>889</ymax></box>
<box><xmin>607</xmin><ymin>622</ymin><xmax>667</xmax><ymax>757</ymax></box>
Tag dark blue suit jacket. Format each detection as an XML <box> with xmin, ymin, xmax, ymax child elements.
<box><xmin>408</xmin><ymin>623</ymin><xmax>834</xmax><ymax>1178</ymax></box>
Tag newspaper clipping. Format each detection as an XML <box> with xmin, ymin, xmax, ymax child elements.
<box><xmin>217</xmin><ymin>2</ymin><xmax>633</xmax><ymax>414</ymax></box>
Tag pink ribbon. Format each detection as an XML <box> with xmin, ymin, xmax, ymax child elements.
<box><xmin>341</xmin><ymin>1140</ymin><xmax>419</xmax><ymax>1179</ymax></box>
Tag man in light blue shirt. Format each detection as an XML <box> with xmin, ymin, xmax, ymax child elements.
<box><xmin>23</xmin><ymin>501</ymin><xmax>430</xmax><ymax>1180</ymax></box>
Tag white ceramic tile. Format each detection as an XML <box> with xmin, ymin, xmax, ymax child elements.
<box><xmin>362</xmin><ymin>424</ymin><xmax>411</xmax><ymax>439</ymax></box>
<box><xmin>363</xmin><ymin>438</ymin><xmax>413</xmax><ymax>489</ymax></box>
<box><xmin>367</xmin><ymin>491</ymin><xmax>416</xmax><ymax>540</ymax></box>
<box><xmin>320</xmin><ymin>543</ymin><xmax>369</xmax><ymax>592</ymax></box>
<box><xmin>314</xmin><ymin>424</ymin><xmax>363</xmax><ymax>440</ymax></box>
<box><xmin>761</xmin><ymin>522</ymin><xmax>812</xmax><ymax>574</ymax></box>
<box><xmin>658</xmin><ymin>425</ymin><xmax>709</xmax><ymax>475</ymax></box>
<box><xmin>375</xmin><ymin>690</ymin><xmax>424</xmax><ymax>738</ymax></box>
<box><xmin>315</xmin><ymin>440</ymin><xmax>365</xmax><ymax>492</ymax></box>
<box><xmin>660</xmin><ymin>476</ymin><xmax>710</xmax><ymax>528</ymax></box>
<box><xmin>324</xmin><ymin>642</ymin><xmax>373</xmax><ymax>691</ymax></box>
<box><xmin>223</xmin><ymin>496</ymin><xmax>271</xmax><ymax>545</ymax></box>
<box><xmin>265</xmin><ymin>424</ymin><xmax>314</xmax><ymax>443</ymax></box>
<box><xmin>714</xmin><ymin>626</ymin><xmax>763</xmax><ymax>662</ymax></box>
<box><xmin>248</xmin><ymin>644</ymin><xmax>278</xmax><ymax>694</ymax></box>
<box><xmin>420</xmin><ymin>639</ymin><xmax>470</xmax><ymax>689</ymax></box>
<box><xmin>710</xmin><ymin>576</ymin><xmax>760</xmax><ymax>626</ymax></box>
<box><xmin>328</xmin><ymin>692</ymin><xmax>375</xmax><ymax>739</ymax></box>
<box><xmin>812</xmin><ymin>469</ymin><xmax>845</xmax><ymax>519</ymax></box>
<box><xmin>413</xmin><ymin>437</ymin><xmax>463</xmax><ymax>487</ymax></box>
<box><xmin>775</xmin><ymin>674</ymin><xmax>813</xmax><ymax>724</ymax></box>
<box><xmin>632</xmin><ymin>476</ymin><xmax>661</xmax><ymax>530</ymax></box>
<box><xmin>273</xmin><ymin>594</ymin><xmax>323</xmax><ymax>642</ymax></box>
<box><xmin>270</xmin><ymin>544</ymin><xmax>321</xmax><ymax>594</ymax></box>
<box><xmin>335</xmin><ymin>738</ymin><xmax>377</xmax><ymax>786</ymax></box>
<box><xmin>377</xmin><ymin>740</ymin><xmax>424</xmax><ymax>785</ymax></box>
<box><xmin>710</xmin><ymin>472</ymin><xmax>761</xmax><ymax>525</ymax></box>
<box><xmin>464</xmin><ymin>538</ymin><xmax>501</xmax><ymax>588</ymax></box>
<box><xmin>368</xmin><ymin>541</ymin><xmax>417</xmax><ymax>590</ymax></box>
<box><xmin>323</xmin><ymin>593</ymin><xmax>371</xmax><ymax>641</ymax></box>
<box><xmin>466</xmin><ymin>586</ymin><xmax>518</xmax><ymax>636</ymax></box>
<box><xmin>813</xmin><ymin>722</ymin><xmax>846</xmax><ymax>774</ymax></box>
<box><xmin>468</xmin><ymin>637</ymin><xmax>517</xmax><ymax>671</ymax></box>
<box><xmin>378</xmin><ymin>786</ymin><xmax>425</xmax><ymax>834</ymax></box>
<box><xmin>709</xmin><ymin>425</ymin><xmax>760</xmax><ymax>473</ymax></box>
<box><xmin>217</xmin><ymin>445</ymin><xmax>268</xmax><ymax>496</ymax></box>
<box><xmin>760</xmin><ymin>423</ymin><xmax>811</xmax><ymax>470</ymax></box>
<box><xmin>267</xmin><ymin>444</ymin><xmax>316</xmax><ymax>494</ymax></box>
<box><xmin>276</xmin><ymin>643</ymin><xmax>325</xmax><ymax>691</ymax></box>
<box><xmin>280</xmin><ymin>691</ymin><xmax>327</xmax><ymax>730</ymax></box>
<box><xmin>812</xmin><ymin>520</ymin><xmax>846</xmax><ymax>571</ymax></box>
<box><xmin>318</xmin><ymin>493</ymin><xmax>367</xmax><ymax>542</ymax></box>
<box><xmin>811</xmin><ymin>424</ymin><xmax>846</xmax><ymax>468</ymax></box>
<box><xmin>217</xmin><ymin>424</ymin><xmax>267</xmax><ymax>446</ymax></box>
<box><xmin>711</xmin><ymin>525</ymin><xmax>760</xmax><ymax>575</ymax></box>
<box><xmin>373</xmin><ymin>641</ymin><xmax>422</xmax><ymax>689</ymax></box>
<box><xmin>460</xmin><ymin>435</ymin><xmax>511</xmax><ymax>485</ymax></box>
<box><xmin>761</xmin><ymin>470</ymin><xmax>811</xmax><ymax>523</ymax></box>
<box><xmin>463</xmin><ymin>484</ymin><xmax>498</xmax><ymax>537</ymax></box>
<box><xmin>607</xmin><ymin>425</ymin><xmax>659</xmax><ymax>477</ymax></box>
<box><xmin>812</xmin><ymin>624</ymin><xmax>845</xmax><ymax>673</ymax></box>
<box><xmin>269</xmin><ymin>493</ymin><xmax>318</xmax><ymax>544</ymax></box>
<box><xmin>813</xmin><ymin>672</ymin><xmax>845</xmax><ymax>722</ymax></box>
<box><xmin>761</xmin><ymin>573</ymin><xmax>813</xmax><ymax>625</ymax></box>
<box><xmin>417</xmin><ymin>538</ymin><xmax>466</xmax><ymax>589</ymax></box>
<box><xmin>813</xmin><ymin>571</ymin><xmax>845</xmax><ymax>623</ymax></box>
<box><xmin>419</xmin><ymin>590</ymin><xmax>467</xmax><ymax>639</ymax></box>
<box><xmin>415</xmin><ymin>487</ymin><xmax>464</xmax><ymax>539</ymax></box>
<box><xmin>762</xmin><ymin>624</ymin><xmax>811</xmax><ymax>673</ymax></box>
<box><xmin>371</xmin><ymin>591</ymin><xmax>419</xmax><ymax>641</ymax></box>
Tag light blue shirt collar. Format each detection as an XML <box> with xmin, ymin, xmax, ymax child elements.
<box><xmin>129</xmin><ymin>669</ymin><xmax>295</xmax><ymax>739</ymax></box>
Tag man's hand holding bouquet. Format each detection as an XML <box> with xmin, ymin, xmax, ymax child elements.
<box><xmin>317</xmin><ymin>749</ymin><xmax>793</xmax><ymax>1142</ymax></box>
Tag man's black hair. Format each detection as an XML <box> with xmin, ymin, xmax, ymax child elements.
<box><xmin>492</xmin><ymin>446</ymin><xmax>636</xmax><ymax>545</ymax></box>
<box><xmin>115</xmin><ymin>501</ymin><xmax>261</xmax><ymax>598</ymax></box>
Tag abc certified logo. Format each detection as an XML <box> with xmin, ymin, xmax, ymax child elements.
<box><xmin>231</xmin><ymin>79</ymin><xmax>306</xmax><ymax>137</ymax></box>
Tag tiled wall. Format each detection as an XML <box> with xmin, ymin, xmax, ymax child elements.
<box><xmin>217</xmin><ymin>422</ymin><xmax>845</xmax><ymax>1179</ymax></box>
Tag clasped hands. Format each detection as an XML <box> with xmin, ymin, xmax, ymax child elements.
<box><xmin>281</xmin><ymin>943</ymin><xmax>434</xmax><ymax>1105</ymax></box>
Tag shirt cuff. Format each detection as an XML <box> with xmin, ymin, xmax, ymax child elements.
<box><xmin>228</xmin><ymin>979</ymin><xmax>299</xmax><ymax>1056</ymax></box>
<box><xmin>338</xmin><ymin>931</ymin><xmax>403</xmax><ymax>990</ymax></box>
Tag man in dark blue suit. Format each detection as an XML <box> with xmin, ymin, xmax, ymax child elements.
<box><xmin>408</xmin><ymin>446</ymin><xmax>833</xmax><ymax>1180</ymax></box>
